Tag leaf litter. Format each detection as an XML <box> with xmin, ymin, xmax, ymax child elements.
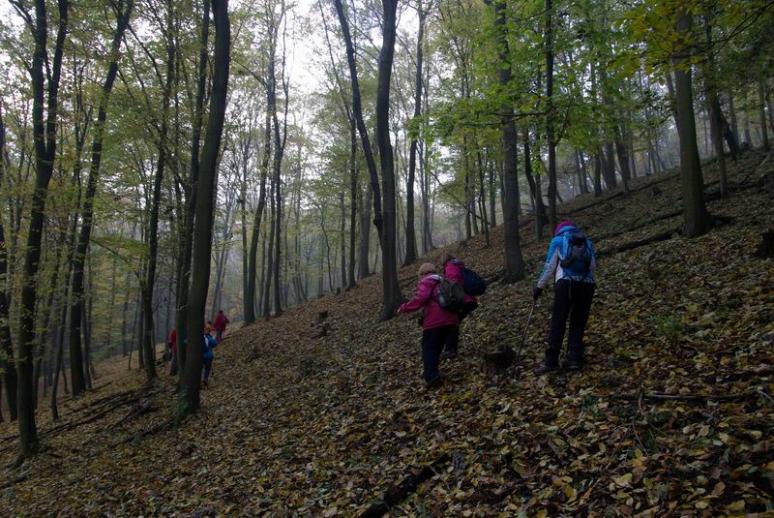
<box><xmin>0</xmin><ymin>151</ymin><xmax>772</xmax><ymax>516</ymax></box>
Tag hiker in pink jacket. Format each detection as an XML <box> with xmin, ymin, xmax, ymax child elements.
<box><xmin>439</xmin><ymin>253</ymin><xmax>479</xmax><ymax>359</ymax></box>
<box><xmin>397</xmin><ymin>262</ymin><xmax>458</xmax><ymax>386</ymax></box>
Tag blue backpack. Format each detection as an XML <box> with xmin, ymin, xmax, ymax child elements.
<box><xmin>559</xmin><ymin>230</ymin><xmax>594</xmax><ymax>277</ymax></box>
<box><xmin>461</xmin><ymin>267</ymin><xmax>487</xmax><ymax>296</ymax></box>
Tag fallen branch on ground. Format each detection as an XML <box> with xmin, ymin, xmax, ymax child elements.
<box><xmin>596</xmin><ymin>229</ymin><xmax>678</xmax><ymax>258</ymax></box>
<box><xmin>596</xmin><ymin>210</ymin><xmax>682</xmax><ymax>241</ymax></box>
<box><xmin>612</xmin><ymin>390</ymin><xmax>759</xmax><ymax>403</ymax></box>
<box><xmin>360</xmin><ymin>453</ymin><xmax>451</xmax><ymax>518</ymax></box>
<box><xmin>111</xmin><ymin>398</ymin><xmax>156</xmax><ymax>429</ymax></box>
<box><xmin>561</xmin><ymin>172</ymin><xmax>681</xmax><ymax>217</ymax></box>
<box><xmin>0</xmin><ymin>471</ymin><xmax>28</xmax><ymax>490</ymax></box>
<box><xmin>112</xmin><ymin>419</ymin><xmax>172</xmax><ymax>446</ymax></box>
<box><xmin>0</xmin><ymin>387</ymin><xmax>162</xmax><ymax>452</ymax></box>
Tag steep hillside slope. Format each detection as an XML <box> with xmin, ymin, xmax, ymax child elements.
<box><xmin>1</xmin><ymin>151</ymin><xmax>772</xmax><ymax>516</ymax></box>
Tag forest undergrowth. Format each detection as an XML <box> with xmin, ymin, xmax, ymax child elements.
<box><xmin>1</xmin><ymin>150</ymin><xmax>772</xmax><ymax>516</ymax></box>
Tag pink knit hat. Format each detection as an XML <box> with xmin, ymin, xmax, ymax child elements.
<box><xmin>554</xmin><ymin>220</ymin><xmax>575</xmax><ymax>235</ymax></box>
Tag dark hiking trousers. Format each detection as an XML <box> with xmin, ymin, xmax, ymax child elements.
<box><xmin>423</xmin><ymin>325</ymin><xmax>455</xmax><ymax>382</ymax></box>
<box><xmin>546</xmin><ymin>279</ymin><xmax>595</xmax><ymax>366</ymax></box>
<box><xmin>202</xmin><ymin>358</ymin><xmax>213</xmax><ymax>382</ymax></box>
<box><xmin>445</xmin><ymin>302</ymin><xmax>479</xmax><ymax>354</ymax></box>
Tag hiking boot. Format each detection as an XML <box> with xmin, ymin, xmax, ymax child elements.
<box><xmin>441</xmin><ymin>350</ymin><xmax>458</xmax><ymax>361</ymax></box>
<box><xmin>533</xmin><ymin>363</ymin><xmax>559</xmax><ymax>376</ymax></box>
<box><xmin>562</xmin><ymin>359</ymin><xmax>583</xmax><ymax>372</ymax></box>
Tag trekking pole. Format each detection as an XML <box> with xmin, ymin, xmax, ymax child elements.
<box><xmin>514</xmin><ymin>300</ymin><xmax>537</xmax><ymax>364</ymax></box>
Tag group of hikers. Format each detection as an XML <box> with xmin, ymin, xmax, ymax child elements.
<box><xmin>163</xmin><ymin>219</ymin><xmax>596</xmax><ymax>389</ymax></box>
<box><xmin>398</xmin><ymin>219</ymin><xmax>596</xmax><ymax>386</ymax></box>
<box><xmin>166</xmin><ymin>309</ymin><xmax>230</xmax><ymax>387</ymax></box>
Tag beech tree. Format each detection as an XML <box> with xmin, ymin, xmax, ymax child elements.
<box><xmin>180</xmin><ymin>0</ymin><xmax>231</xmax><ymax>414</ymax></box>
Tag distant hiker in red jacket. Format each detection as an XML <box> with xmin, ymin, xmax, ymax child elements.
<box><xmin>397</xmin><ymin>263</ymin><xmax>459</xmax><ymax>387</ymax></box>
<box><xmin>439</xmin><ymin>253</ymin><xmax>479</xmax><ymax>359</ymax></box>
<box><xmin>213</xmin><ymin>310</ymin><xmax>230</xmax><ymax>343</ymax></box>
<box><xmin>167</xmin><ymin>328</ymin><xmax>178</xmax><ymax>376</ymax></box>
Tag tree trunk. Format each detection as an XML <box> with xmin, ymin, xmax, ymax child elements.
<box><xmin>404</xmin><ymin>4</ymin><xmax>425</xmax><ymax>266</ymax></box>
<box><xmin>120</xmin><ymin>272</ymin><xmax>130</xmax><ymax>356</ymax></box>
<box><xmin>375</xmin><ymin>0</ymin><xmax>402</xmax><ymax>319</ymax></box>
<box><xmin>82</xmin><ymin>266</ymin><xmax>93</xmax><ymax>390</ymax></box>
<box><xmin>358</xmin><ymin>179</ymin><xmax>372</xmax><ymax>279</ymax></box>
<box><xmin>706</xmin><ymin>86</ymin><xmax>728</xmax><ymax>197</ymax></box>
<box><xmin>348</xmin><ymin>120</ymin><xmax>357</xmax><ymax>288</ymax></box>
<box><xmin>765</xmin><ymin>81</ymin><xmax>774</xmax><ymax>140</ymax></box>
<box><xmin>244</xmin><ymin>103</ymin><xmax>272</xmax><ymax>323</ymax></box>
<box><xmin>628</xmin><ymin>128</ymin><xmax>637</xmax><ymax>179</ymax></box>
<box><xmin>494</xmin><ymin>0</ymin><xmax>524</xmax><ymax>283</ymax></box>
<box><xmin>463</xmin><ymin>137</ymin><xmax>472</xmax><ymax>240</ymax></box>
<box><xmin>271</xmin><ymin>40</ymin><xmax>287</xmax><ymax>316</ymax></box>
<box><xmin>333</xmin><ymin>0</ymin><xmax>384</xmax><ymax>245</ymax></box>
<box><xmin>68</xmin><ymin>0</ymin><xmax>133</xmax><ymax>396</ymax></box>
<box><xmin>106</xmin><ymin>256</ymin><xmax>117</xmax><ymax>354</ymax></box>
<box><xmin>176</xmin><ymin>0</ymin><xmax>210</xmax><ymax>372</ymax></box>
<box><xmin>339</xmin><ymin>190</ymin><xmax>347</xmax><ymax>289</ymax></box>
<box><xmin>577</xmin><ymin>151</ymin><xmax>590</xmax><ymax>194</ymax></box>
<box><xmin>523</xmin><ymin>127</ymin><xmax>545</xmax><ymax>239</ymax></box>
<box><xmin>180</xmin><ymin>0</ymin><xmax>229</xmax><ymax>414</ymax></box>
<box><xmin>673</xmin><ymin>10</ymin><xmax>711</xmax><ymax>237</ymax></box>
<box><xmin>262</xmin><ymin>179</ymin><xmax>276</xmax><ymax>316</ymax></box>
<box><xmin>50</xmin><ymin>307</ymin><xmax>67</xmax><ymax>420</ymax></box>
<box><xmin>759</xmin><ymin>79</ymin><xmax>770</xmax><ymax>151</ymax></box>
<box><xmin>544</xmin><ymin>0</ymin><xmax>557</xmax><ymax>230</ymax></box>
<box><xmin>476</xmin><ymin>149</ymin><xmax>490</xmax><ymax>246</ymax></box>
<box><xmin>593</xmin><ymin>150</ymin><xmax>603</xmax><ymax>195</ymax></box>
<box><xmin>488</xmin><ymin>154</ymin><xmax>497</xmax><ymax>227</ymax></box>
<box><xmin>728</xmin><ymin>90</ymin><xmax>739</xmax><ymax>144</ymax></box>
<box><xmin>17</xmin><ymin>0</ymin><xmax>70</xmax><ymax>459</ymax></box>
<box><xmin>141</xmin><ymin>0</ymin><xmax>173</xmax><ymax>382</ymax></box>
<box><xmin>0</xmin><ymin>103</ymin><xmax>18</xmax><ymax>421</ymax></box>
<box><xmin>35</xmin><ymin>236</ymin><xmax>65</xmax><ymax>407</ymax></box>
<box><xmin>614</xmin><ymin>124</ymin><xmax>631</xmax><ymax>196</ymax></box>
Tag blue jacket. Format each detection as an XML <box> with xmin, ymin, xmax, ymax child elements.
<box><xmin>203</xmin><ymin>334</ymin><xmax>217</xmax><ymax>361</ymax></box>
<box><xmin>536</xmin><ymin>225</ymin><xmax>596</xmax><ymax>288</ymax></box>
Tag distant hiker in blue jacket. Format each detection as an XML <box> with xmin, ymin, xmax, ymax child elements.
<box><xmin>533</xmin><ymin>220</ymin><xmax>596</xmax><ymax>374</ymax></box>
<box><xmin>202</xmin><ymin>328</ymin><xmax>218</xmax><ymax>387</ymax></box>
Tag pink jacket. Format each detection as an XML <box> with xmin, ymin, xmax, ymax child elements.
<box><xmin>398</xmin><ymin>274</ymin><xmax>459</xmax><ymax>330</ymax></box>
<box><xmin>214</xmin><ymin>313</ymin><xmax>229</xmax><ymax>331</ymax></box>
<box><xmin>444</xmin><ymin>260</ymin><xmax>477</xmax><ymax>304</ymax></box>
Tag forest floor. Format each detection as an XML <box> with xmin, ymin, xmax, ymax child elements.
<box><xmin>1</xmin><ymin>150</ymin><xmax>773</xmax><ymax>516</ymax></box>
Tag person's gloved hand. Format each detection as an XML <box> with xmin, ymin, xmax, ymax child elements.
<box><xmin>532</xmin><ymin>287</ymin><xmax>542</xmax><ymax>301</ymax></box>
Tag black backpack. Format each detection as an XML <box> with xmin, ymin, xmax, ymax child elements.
<box><xmin>436</xmin><ymin>277</ymin><xmax>466</xmax><ymax>312</ymax></box>
<box><xmin>461</xmin><ymin>267</ymin><xmax>487</xmax><ymax>296</ymax></box>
